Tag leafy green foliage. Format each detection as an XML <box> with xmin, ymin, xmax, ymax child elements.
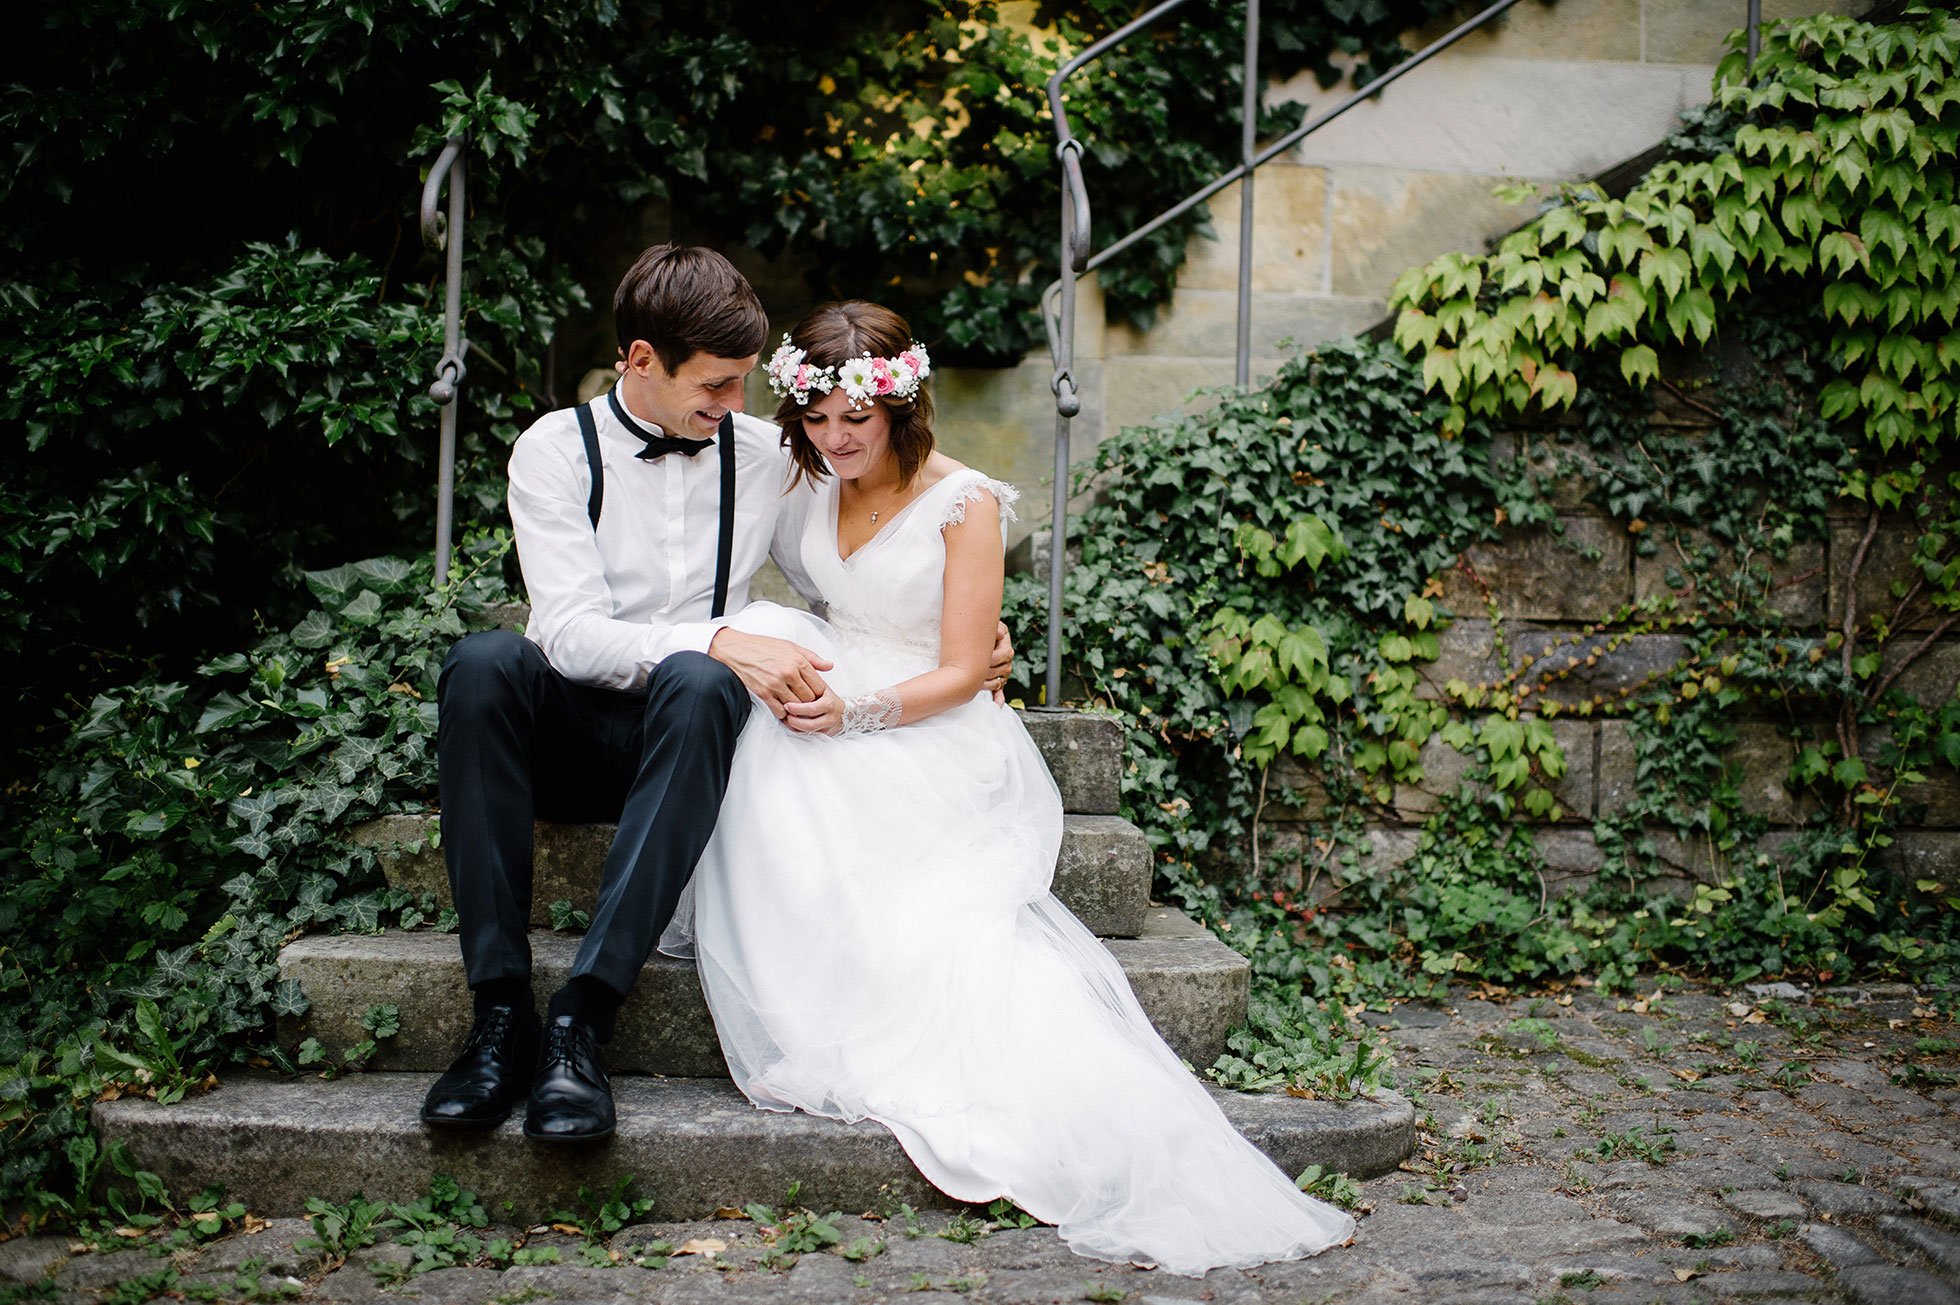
<box><xmin>297</xmin><ymin>1003</ymin><xmax>404</xmax><ymax>1077</ymax></box>
<box><xmin>0</xmin><ymin>536</ymin><xmax>516</xmax><ymax>1214</ymax></box>
<box><xmin>986</xmin><ymin>1198</ymin><xmax>1038</xmax><ymax>1230</ymax></box>
<box><xmin>1391</xmin><ymin>4</ymin><xmax>1960</xmax><ymax>462</ymax></box>
<box><xmin>1508</xmin><ymin>1017</ymin><xmax>1560</xmax><ymax>1051</ymax></box>
<box><xmin>1293</xmin><ymin>1165</ymin><xmax>1364</xmax><ymax>1210</ymax></box>
<box><xmin>295</xmin><ymin>1195</ymin><xmax>392</xmax><ymax>1268</ymax></box>
<box><xmin>1004</xmin><ymin>335</ymin><xmax>1545</xmax><ymax>892</ymax></box>
<box><xmin>1589</xmin><ymin>1126</ymin><xmax>1675</xmax><ymax>1165</ymax></box>
<box><xmin>1207</xmin><ymin>991</ymin><xmax>1390</xmax><ymax>1098</ymax></box>
<box><xmin>1389</xmin><ymin>7</ymin><xmax>1960</xmax><ymax>598</ymax></box>
<box><xmin>1</xmin><ymin>0</ymin><xmax>1480</xmax><ymax>736</ymax></box>
<box><xmin>559</xmin><ymin>1176</ymin><xmax>654</xmax><ymax>1241</ymax></box>
<box><xmin>1005</xmin><ymin>9</ymin><xmax>1960</xmax><ymax>1050</ymax></box>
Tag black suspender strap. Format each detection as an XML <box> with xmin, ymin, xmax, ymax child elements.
<box><xmin>577</xmin><ymin>398</ymin><xmax>734</xmax><ymax>619</ymax></box>
<box><xmin>575</xmin><ymin>401</ymin><xmax>604</xmax><ymax>528</ymax></box>
<box><xmin>712</xmin><ymin>412</ymin><xmax>736</xmax><ymax>619</ymax></box>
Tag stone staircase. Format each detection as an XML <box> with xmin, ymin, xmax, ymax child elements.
<box><xmin>96</xmin><ymin>710</ymin><xmax>1413</xmax><ymax>1222</ymax></box>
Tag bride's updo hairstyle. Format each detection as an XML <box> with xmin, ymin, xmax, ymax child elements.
<box><xmin>776</xmin><ymin>301</ymin><xmax>935</xmax><ymax>489</ymax></box>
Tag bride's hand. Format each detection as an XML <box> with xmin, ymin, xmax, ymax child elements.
<box><xmin>782</xmin><ymin>687</ymin><xmax>844</xmax><ymax>735</ymax></box>
<box><xmin>708</xmin><ymin>628</ymin><xmax>834</xmax><ymax>719</ymax></box>
<box><xmin>986</xmin><ymin>621</ymin><xmax>1013</xmax><ymax>704</ymax></box>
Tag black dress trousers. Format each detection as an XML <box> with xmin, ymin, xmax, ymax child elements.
<box><xmin>435</xmin><ymin>629</ymin><xmax>750</xmax><ymax>998</ymax></box>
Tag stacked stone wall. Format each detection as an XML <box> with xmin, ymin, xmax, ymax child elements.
<box><xmin>1255</xmin><ymin>409</ymin><xmax>1960</xmax><ymax>899</ymax></box>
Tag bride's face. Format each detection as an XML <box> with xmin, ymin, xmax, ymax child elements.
<box><xmin>801</xmin><ymin>387</ymin><xmax>892</xmax><ymax>481</ymax></box>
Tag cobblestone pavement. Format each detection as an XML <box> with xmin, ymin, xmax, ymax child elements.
<box><xmin>7</xmin><ymin>980</ymin><xmax>1957</xmax><ymax>1305</ymax></box>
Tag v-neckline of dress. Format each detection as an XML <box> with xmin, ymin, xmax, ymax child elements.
<box><xmin>830</xmin><ymin>469</ymin><xmax>965</xmax><ymax>565</ymax></box>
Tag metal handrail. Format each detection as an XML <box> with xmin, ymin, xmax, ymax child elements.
<box><xmin>420</xmin><ymin>134</ymin><xmax>468</xmax><ymax>585</ymax></box>
<box><xmin>1035</xmin><ymin>0</ymin><xmax>1764</xmax><ymax>709</ymax></box>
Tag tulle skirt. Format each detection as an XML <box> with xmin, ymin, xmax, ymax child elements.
<box><xmin>661</xmin><ymin>604</ymin><xmax>1355</xmax><ymax>1275</ymax></box>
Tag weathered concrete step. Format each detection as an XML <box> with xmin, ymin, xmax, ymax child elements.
<box><xmin>1014</xmin><ymin>708</ymin><xmax>1124</xmax><ymax>815</ymax></box>
<box><xmin>280</xmin><ymin>908</ymin><xmax>1247</xmax><ymax>1078</ymax></box>
<box><xmin>355</xmin><ymin>811</ymin><xmax>1151</xmax><ymax>939</ymax></box>
<box><xmin>95</xmin><ymin>1072</ymin><xmax>1415</xmax><ymax>1223</ymax></box>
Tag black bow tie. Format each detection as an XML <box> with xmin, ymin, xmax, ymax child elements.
<box><xmin>609</xmin><ymin>390</ymin><xmax>714</xmax><ymax>460</ymax></box>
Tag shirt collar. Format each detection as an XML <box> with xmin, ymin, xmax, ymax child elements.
<box><xmin>607</xmin><ymin>381</ymin><xmax>726</xmax><ymax>452</ymax></box>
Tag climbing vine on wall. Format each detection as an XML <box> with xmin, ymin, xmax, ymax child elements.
<box><xmin>1389</xmin><ymin>9</ymin><xmax>1959</xmax><ymax>465</ymax></box>
<box><xmin>1004</xmin><ymin>6</ymin><xmax>1960</xmax><ymax>1015</ymax></box>
<box><xmin>1387</xmin><ymin>7</ymin><xmax>1960</xmax><ymax>805</ymax></box>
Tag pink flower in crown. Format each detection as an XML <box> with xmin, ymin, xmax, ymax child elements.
<box><xmin>796</xmin><ymin>363</ymin><xmax>814</xmax><ymax>390</ymax></box>
<box><xmin>899</xmin><ymin>349</ymin><xmax>927</xmax><ymax>378</ymax></box>
<box><xmin>869</xmin><ymin>357</ymin><xmax>896</xmax><ymax>395</ymax></box>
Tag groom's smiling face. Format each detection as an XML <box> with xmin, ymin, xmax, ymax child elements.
<box><xmin>622</xmin><ymin>341</ymin><xmax>759</xmax><ymax>438</ymax></box>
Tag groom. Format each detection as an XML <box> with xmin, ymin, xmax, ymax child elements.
<box><xmin>425</xmin><ymin>245</ymin><xmax>1011</xmax><ymax>1141</ymax></box>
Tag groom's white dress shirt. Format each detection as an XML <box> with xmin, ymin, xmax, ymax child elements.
<box><xmin>507</xmin><ymin>383</ymin><xmax>814</xmax><ymax>691</ymax></box>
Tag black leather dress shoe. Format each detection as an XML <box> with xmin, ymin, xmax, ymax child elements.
<box><xmin>421</xmin><ymin>1004</ymin><xmax>541</xmax><ymax>1129</ymax></box>
<box><xmin>523</xmin><ymin>1014</ymin><xmax>615</xmax><ymax>1142</ymax></box>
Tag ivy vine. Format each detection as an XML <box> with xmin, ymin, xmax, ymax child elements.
<box><xmin>1003</xmin><ymin>6</ymin><xmax>1960</xmax><ymax>1017</ymax></box>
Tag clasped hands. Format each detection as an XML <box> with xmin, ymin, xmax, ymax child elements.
<box><xmin>710</xmin><ymin>624</ymin><xmax>1015</xmax><ymax>734</ymax></box>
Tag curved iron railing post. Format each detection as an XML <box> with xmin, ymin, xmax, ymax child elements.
<box><xmin>1045</xmin><ymin>139</ymin><xmax>1088</xmax><ymax>708</ymax></box>
<box><xmin>1235</xmin><ymin>0</ymin><xmax>1260</xmax><ymax>387</ymax></box>
<box><xmin>420</xmin><ymin>134</ymin><xmax>468</xmax><ymax>585</ymax></box>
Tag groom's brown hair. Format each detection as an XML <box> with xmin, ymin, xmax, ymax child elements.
<box><xmin>614</xmin><ymin>245</ymin><xmax>769</xmax><ymax>375</ymax></box>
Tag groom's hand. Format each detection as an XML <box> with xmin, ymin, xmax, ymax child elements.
<box><xmin>708</xmin><ymin>629</ymin><xmax>834</xmax><ymax>718</ymax></box>
<box><xmin>987</xmin><ymin>621</ymin><xmax>1014</xmax><ymax>704</ymax></box>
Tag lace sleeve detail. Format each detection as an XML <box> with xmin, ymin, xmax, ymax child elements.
<box><xmin>840</xmin><ymin>688</ymin><xmax>903</xmax><ymax>735</ymax></box>
<box><xmin>939</xmin><ymin>474</ymin><xmax>1021</xmax><ymax>530</ymax></box>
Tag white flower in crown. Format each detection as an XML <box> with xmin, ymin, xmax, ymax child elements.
<box><xmin>765</xmin><ymin>335</ymin><xmax>814</xmax><ymax>403</ymax></box>
<box><xmin>835</xmin><ymin>355</ymin><xmax>878</xmax><ymax>406</ymax></box>
<box><xmin>765</xmin><ymin>336</ymin><xmax>933</xmax><ymax>407</ymax></box>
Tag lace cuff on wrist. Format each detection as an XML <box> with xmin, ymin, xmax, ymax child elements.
<box><xmin>840</xmin><ymin>689</ymin><xmax>902</xmax><ymax>735</ymax></box>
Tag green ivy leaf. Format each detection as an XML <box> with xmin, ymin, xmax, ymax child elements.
<box><xmin>1619</xmin><ymin>344</ymin><xmax>1660</xmax><ymax>387</ymax></box>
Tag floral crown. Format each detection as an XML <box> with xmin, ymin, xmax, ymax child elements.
<box><xmin>765</xmin><ymin>334</ymin><xmax>932</xmax><ymax>409</ymax></box>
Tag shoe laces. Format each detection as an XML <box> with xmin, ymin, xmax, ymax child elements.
<box><xmin>539</xmin><ymin>1019</ymin><xmax>589</xmax><ymax>1071</ymax></box>
<box><xmin>462</xmin><ymin>1007</ymin><xmax>515</xmax><ymax>1054</ymax></box>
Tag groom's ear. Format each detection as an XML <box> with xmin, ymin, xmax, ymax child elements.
<box><xmin>622</xmin><ymin>339</ymin><xmax>671</xmax><ymax>377</ymax></box>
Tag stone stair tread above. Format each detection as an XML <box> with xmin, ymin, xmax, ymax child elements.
<box><xmin>278</xmin><ymin>907</ymin><xmax>1248</xmax><ymax>1078</ymax></box>
<box><xmin>94</xmin><ymin>1071</ymin><xmax>1415</xmax><ymax>1223</ymax></box>
<box><xmin>357</xmin><ymin>809</ymin><xmax>1152</xmax><ymax>940</ymax></box>
<box><xmin>1013</xmin><ymin>709</ymin><xmax>1124</xmax><ymax>815</ymax></box>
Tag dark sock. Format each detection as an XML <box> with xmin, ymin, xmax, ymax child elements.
<box><xmin>548</xmin><ymin>975</ymin><xmax>624</xmax><ymax>1043</ymax></box>
<box><xmin>473</xmin><ymin>978</ymin><xmax>534</xmax><ymax>1021</ymax></box>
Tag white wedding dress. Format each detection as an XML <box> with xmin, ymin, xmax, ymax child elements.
<box><xmin>660</xmin><ymin>467</ymin><xmax>1354</xmax><ymax>1275</ymax></box>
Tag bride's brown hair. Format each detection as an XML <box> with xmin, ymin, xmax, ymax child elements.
<box><xmin>776</xmin><ymin>301</ymin><xmax>935</xmax><ymax>490</ymax></box>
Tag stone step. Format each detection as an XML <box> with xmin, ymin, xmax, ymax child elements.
<box><xmin>1014</xmin><ymin>709</ymin><xmax>1124</xmax><ymax>815</ymax></box>
<box><xmin>354</xmin><ymin>810</ymin><xmax>1152</xmax><ymax>940</ymax></box>
<box><xmin>279</xmin><ymin>908</ymin><xmax>1247</xmax><ymax>1079</ymax></box>
<box><xmin>94</xmin><ymin>1072</ymin><xmax>1416</xmax><ymax>1223</ymax></box>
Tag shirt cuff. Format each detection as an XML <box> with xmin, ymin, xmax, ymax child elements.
<box><xmin>659</xmin><ymin>619</ymin><xmax>729</xmax><ymax>661</ymax></box>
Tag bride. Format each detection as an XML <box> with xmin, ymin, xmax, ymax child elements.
<box><xmin>659</xmin><ymin>300</ymin><xmax>1355</xmax><ymax>1276</ymax></box>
